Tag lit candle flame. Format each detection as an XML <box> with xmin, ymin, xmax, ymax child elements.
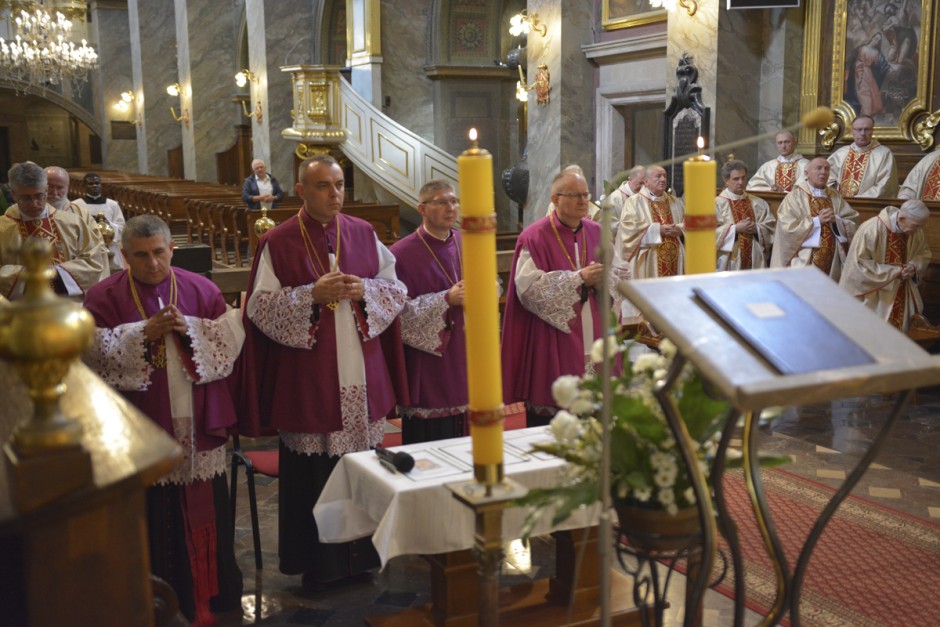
<box><xmin>697</xmin><ymin>136</ymin><xmax>705</xmax><ymax>150</ymax></box>
<box><xmin>469</xmin><ymin>128</ymin><xmax>478</xmax><ymax>142</ymax></box>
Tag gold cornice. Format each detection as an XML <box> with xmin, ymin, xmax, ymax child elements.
<box><xmin>422</xmin><ymin>65</ymin><xmax>516</xmax><ymax>81</ymax></box>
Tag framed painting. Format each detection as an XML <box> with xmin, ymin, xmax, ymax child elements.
<box><xmin>827</xmin><ymin>0</ymin><xmax>936</xmax><ymax>142</ymax></box>
<box><xmin>602</xmin><ymin>0</ymin><xmax>666</xmax><ymax>30</ymax></box>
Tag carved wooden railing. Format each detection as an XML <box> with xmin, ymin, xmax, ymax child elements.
<box><xmin>280</xmin><ymin>65</ymin><xmax>458</xmax><ymax>209</ymax></box>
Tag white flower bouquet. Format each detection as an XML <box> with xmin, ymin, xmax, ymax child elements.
<box><xmin>517</xmin><ymin>338</ymin><xmax>784</xmax><ymax>536</ymax></box>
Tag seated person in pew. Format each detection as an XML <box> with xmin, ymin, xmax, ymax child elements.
<box><xmin>898</xmin><ymin>148</ymin><xmax>940</xmax><ymax>202</ymax></box>
<box><xmin>827</xmin><ymin>115</ymin><xmax>898</xmax><ymax>198</ymax></box>
<box><xmin>715</xmin><ymin>159</ymin><xmax>775</xmax><ymax>271</ymax></box>
<box><xmin>747</xmin><ymin>130</ymin><xmax>808</xmax><ymax>193</ymax></box>
<box><xmin>839</xmin><ymin>199</ymin><xmax>931</xmax><ymax>331</ymax></box>
<box><xmin>71</xmin><ymin>172</ymin><xmax>127</xmax><ymax>271</ymax></box>
<box><xmin>242</xmin><ymin>159</ymin><xmax>285</xmax><ymax>211</ymax></box>
<box><xmin>770</xmin><ymin>157</ymin><xmax>859</xmax><ymax>282</ymax></box>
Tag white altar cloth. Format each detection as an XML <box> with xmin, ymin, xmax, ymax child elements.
<box><xmin>314</xmin><ymin>427</ymin><xmax>601</xmax><ymax>567</ymax></box>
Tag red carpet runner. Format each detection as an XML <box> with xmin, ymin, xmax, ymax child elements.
<box><xmin>713</xmin><ymin>468</ymin><xmax>940</xmax><ymax>626</ymax></box>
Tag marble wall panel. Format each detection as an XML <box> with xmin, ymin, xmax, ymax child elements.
<box><xmin>757</xmin><ymin>9</ymin><xmax>804</xmax><ymax>164</ymax></box>
<box><xmin>93</xmin><ymin>5</ymin><xmax>138</xmax><ymax>172</ymax></box>
<box><xmin>264</xmin><ymin>0</ymin><xmax>318</xmax><ymax>187</ymax></box>
<box><xmin>137</xmin><ymin>0</ymin><xmax>180</xmax><ymax>177</ymax></box>
<box><xmin>525</xmin><ymin>0</ymin><xmax>595</xmax><ymax>225</ymax></box>
<box><xmin>187</xmin><ymin>0</ymin><xmax>239</xmax><ymax>183</ymax></box>
<box><xmin>382</xmin><ymin>0</ymin><xmax>433</xmax><ymax>143</ymax></box>
<box><xmin>715</xmin><ymin>8</ymin><xmax>764</xmax><ymax>173</ymax></box>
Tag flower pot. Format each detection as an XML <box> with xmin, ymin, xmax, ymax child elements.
<box><xmin>614</xmin><ymin>500</ymin><xmax>702</xmax><ymax>553</ymax></box>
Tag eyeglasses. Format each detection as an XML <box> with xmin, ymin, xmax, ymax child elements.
<box><xmin>15</xmin><ymin>192</ymin><xmax>47</xmax><ymax>205</ymax></box>
<box><xmin>555</xmin><ymin>192</ymin><xmax>592</xmax><ymax>201</ymax></box>
<box><xmin>424</xmin><ymin>198</ymin><xmax>460</xmax><ymax>207</ymax></box>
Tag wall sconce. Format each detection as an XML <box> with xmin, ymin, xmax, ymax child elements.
<box><xmin>241</xmin><ymin>99</ymin><xmax>263</xmax><ymax>124</ymax></box>
<box><xmin>508</xmin><ymin>10</ymin><xmax>547</xmax><ymax>37</ymax></box>
<box><xmin>648</xmin><ymin>0</ymin><xmax>698</xmax><ymax>16</ymax></box>
<box><xmin>166</xmin><ymin>83</ymin><xmax>190</xmax><ymax>128</ymax></box>
<box><xmin>515</xmin><ymin>64</ymin><xmax>551</xmax><ymax>106</ymax></box>
<box><xmin>234</xmin><ymin>69</ymin><xmax>258</xmax><ymax>88</ymax></box>
<box><xmin>114</xmin><ymin>90</ymin><xmax>142</xmax><ymax>127</ymax></box>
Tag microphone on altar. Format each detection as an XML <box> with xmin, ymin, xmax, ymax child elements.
<box><xmin>375</xmin><ymin>444</ymin><xmax>415</xmax><ymax>474</ymax></box>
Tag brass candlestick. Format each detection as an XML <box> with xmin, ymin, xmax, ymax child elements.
<box><xmin>0</xmin><ymin>238</ymin><xmax>95</xmax><ymax>454</ymax></box>
<box><xmin>96</xmin><ymin>212</ymin><xmax>116</xmax><ymax>262</ymax></box>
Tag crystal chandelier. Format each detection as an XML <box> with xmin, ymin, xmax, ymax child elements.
<box><xmin>0</xmin><ymin>5</ymin><xmax>98</xmax><ymax>91</ymax></box>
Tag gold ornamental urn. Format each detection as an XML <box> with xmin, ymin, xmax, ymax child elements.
<box><xmin>0</xmin><ymin>238</ymin><xmax>95</xmax><ymax>454</ymax></box>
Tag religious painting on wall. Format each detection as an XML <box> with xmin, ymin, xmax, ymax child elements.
<box><xmin>828</xmin><ymin>0</ymin><xmax>936</xmax><ymax>142</ymax></box>
<box><xmin>602</xmin><ymin>0</ymin><xmax>666</xmax><ymax>30</ymax></box>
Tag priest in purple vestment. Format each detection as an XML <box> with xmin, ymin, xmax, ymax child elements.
<box><xmin>83</xmin><ymin>215</ymin><xmax>245</xmax><ymax>625</ymax></box>
<box><xmin>241</xmin><ymin>155</ymin><xmax>409</xmax><ymax>585</ymax></box>
<box><xmin>390</xmin><ymin>180</ymin><xmax>468</xmax><ymax>443</ymax></box>
<box><xmin>502</xmin><ymin>169</ymin><xmax>624</xmax><ymax>427</ymax></box>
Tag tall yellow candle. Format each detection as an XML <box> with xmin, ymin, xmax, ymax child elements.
<box><xmin>683</xmin><ymin>138</ymin><xmax>718</xmax><ymax>275</ymax></box>
<box><xmin>457</xmin><ymin>128</ymin><xmax>504</xmax><ymax>484</ymax></box>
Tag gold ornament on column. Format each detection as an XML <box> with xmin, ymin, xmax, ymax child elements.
<box><xmin>0</xmin><ymin>238</ymin><xmax>95</xmax><ymax>455</ymax></box>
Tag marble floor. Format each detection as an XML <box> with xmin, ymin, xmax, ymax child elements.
<box><xmin>218</xmin><ymin>392</ymin><xmax>940</xmax><ymax>626</ymax></box>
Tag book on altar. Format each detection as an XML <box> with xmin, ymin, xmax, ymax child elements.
<box><xmin>693</xmin><ymin>280</ymin><xmax>874</xmax><ymax>375</ymax></box>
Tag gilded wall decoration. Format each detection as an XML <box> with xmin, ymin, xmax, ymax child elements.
<box><xmin>825</xmin><ymin>0</ymin><xmax>936</xmax><ymax>144</ymax></box>
<box><xmin>602</xmin><ymin>0</ymin><xmax>666</xmax><ymax>30</ymax></box>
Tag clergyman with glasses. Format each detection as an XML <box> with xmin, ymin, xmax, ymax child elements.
<box><xmin>615</xmin><ymin>165</ymin><xmax>686</xmax><ymax>323</ymax></box>
<box><xmin>0</xmin><ymin>161</ymin><xmax>107</xmax><ymax>299</ymax></box>
<box><xmin>502</xmin><ymin>167</ymin><xmax>625</xmax><ymax>428</ymax></box>
<box><xmin>390</xmin><ymin>179</ymin><xmax>469</xmax><ymax>443</ymax></box>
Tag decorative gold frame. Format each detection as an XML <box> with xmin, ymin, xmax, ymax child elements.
<box><xmin>803</xmin><ymin>0</ymin><xmax>937</xmax><ymax>149</ymax></box>
<box><xmin>602</xmin><ymin>1</ymin><xmax>666</xmax><ymax>31</ymax></box>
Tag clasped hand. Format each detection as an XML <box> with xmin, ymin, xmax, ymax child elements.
<box><xmin>313</xmin><ymin>271</ymin><xmax>365</xmax><ymax>304</ymax></box>
<box><xmin>145</xmin><ymin>304</ymin><xmax>187</xmax><ymax>342</ymax></box>
<box><xmin>579</xmin><ymin>262</ymin><xmax>604</xmax><ymax>287</ymax></box>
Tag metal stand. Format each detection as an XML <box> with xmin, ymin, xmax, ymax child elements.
<box><xmin>619</xmin><ymin>267</ymin><xmax>940</xmax><ymax>626</ymax></box>
<box><xmin>447</xmin><ymin>477</ymin><xmax>528</xmax><ymax>626</ymax></box>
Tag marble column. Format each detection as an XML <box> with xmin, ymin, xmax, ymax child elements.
<box><xmin>186</xmin><ymin>0</ymin><xmax>239</xmax><ymax>183</ymax></box>
<box><xmin>524</xmin><ymin>0</ymin><xmax>595</xmax><ymax>225</ymax></box>
<box><xmin>715</xmin><ymin>6</ymin><xmax>764</xmax><ymax>169</ymax></box>
<box><xmin>127</xmin><ymin>0</ymin><xmax>147</xmax><ymax>173</ymax></box>
<box><xmin>756</xmin><ymin>9</ymin><xmax>804</xmax><ymax>164</ymax></box>
<box><xmin>245</xmin><ymin>0</ymin><xmax>271</xmax><ymax>167</ymax></box>
<box><xmin>264</xmin><ymin>0</ymin><xmax>318</xmax><ymax>186</ymax></box>
<box><xmin>135</xmin><ymin>0</ymin><xmax>180</xmax><ymax>177</ymax></box>
<box><xmin>174</xmin><ymin>0</ymin><xmax>196</xmax><ymax>179</ymax></box>
<box><xmin>90</xmin><ymin>1</ymin><xmax>138</xmax><ymax>172</ymax></box>
<box><xmin>348</xmin><ymin>0</ymin><xmax>383</xmax><ymax>108</ymax></box>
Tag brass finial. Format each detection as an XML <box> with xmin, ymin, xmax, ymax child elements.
<box><xmin>254</xmin><ymin>207</ymin><xmax>276</xmax><ymax>236</ymax></box>
<box><xmin>0</xmin><ymin>238</ymin><xmax>95</xmax><ymax>455</ymax></box>
<box><xmin>95</xmin><ymin>212</ymin><xmax>115</xmax><ymax>245</ymax></box>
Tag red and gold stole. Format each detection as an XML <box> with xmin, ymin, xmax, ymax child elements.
<box><xmin>922</xmin><ymin>158</ymin><xmax>940</xmax><ymax>201</ymax></box>
<box><xmin>808</xmin><ymin>196</ymin><xmax>836</xmax><ymax>273</ymax></box>
<box><xmin>884</xmin><ymin>226</ymin><xmax>908</xmax><ymax>329</ymax></box>
<box><xmin>728</xmin><ymin>197</ymin><xmax>756</xmax><ymax>269</ymax></box>
<box><xmin>838</xmin><ymin>149</ymin><xmax>870</xmax><ymax>197</ymax></box>
<box><xmin>775</xmin><ymin>161</ymin><xmax>799</xmax><ymax>192</ymax></box>
<box><xmin>14</xmin><ymin>216</ymin><xmax>66</xmax><ymax>264</ymax></box>
<box><xmin>650</xmin><ymin>198</ymin><xmax>680</xmax><ymax>277</ymax></box>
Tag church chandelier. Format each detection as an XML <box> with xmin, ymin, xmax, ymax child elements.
<box><xmin>0</xmin><ymin>2</ymin><xmax>98</xmax><ymax>92</ymax></box>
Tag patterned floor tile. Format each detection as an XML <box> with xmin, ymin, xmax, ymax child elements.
<box><xmin>868</xmin><ymin>486</ymin><xmax>902</xmax><ymax>499</ymax></box>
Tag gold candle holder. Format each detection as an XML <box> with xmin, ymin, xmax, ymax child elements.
<box><xmin>0</xmin><ymin>238</ymin><xmax>95</xmax><ymax>455</ymax></box>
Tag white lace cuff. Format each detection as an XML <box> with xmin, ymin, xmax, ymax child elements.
<box><xmin>518</xmin><ymin>270</ymin><xmax>582</xmax><ymax>332</ymax></box>
<box><xmin>184</xmin><ymin>308</ymin><xmax>246</xmax><ymax>384</ymax></box>
<box><xmin>280</xmin><ymin>383</ymin><xmax>385</xmax><ymax>457</ymax></box>
<box><xmin>248</xmin><ymin>284</ymin><xmax>318</xmax><ymax>349</ymax></box>
<box><xmin>157</xmin><ymin>415</ymin><xmax>227</xmax><ymax>485</ymax></box>
<box><xmin>85</xmin><ymin>323</ymin><xmax>153</xmax><ymax>391</ymax></box>
<box><xmin>400</xmin><ymin>291</ymin><xmax>450</xmax><ymax>356</ymax></box>
<box><xmin>358</xmin><ymin>278</ymin><xmax>407</xmax><ymax>340</ymax></box>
